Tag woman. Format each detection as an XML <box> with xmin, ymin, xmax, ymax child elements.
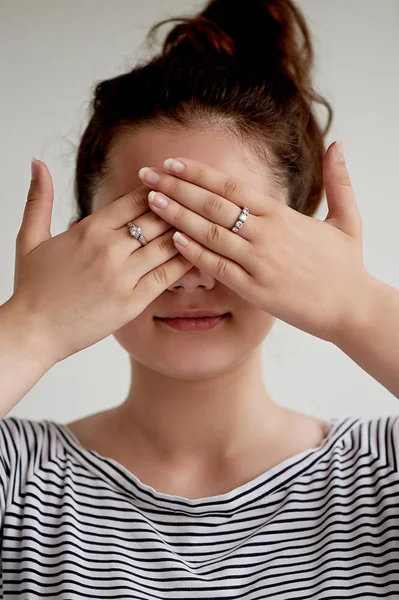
<box><xmin>1</xmin><ymin>0</ymin><xmax>399</xmax><ymax>597</ymax></box>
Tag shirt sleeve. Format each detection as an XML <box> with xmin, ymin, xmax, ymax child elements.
<box><xmin>382</xmin><ymin>413</ymin><xmax>399</xmax><ymax>473</ymax></box>
<box><xmin>0</xmin><ymin>417</ymin><xmax>21</xmax><ymax>527</ymax></box>
<box><xmin>0</xmin><ymin>417</ymin><xmax>45</xmax><ymax>528</ymax></box>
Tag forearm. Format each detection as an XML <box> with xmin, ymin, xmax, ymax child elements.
<box><xmin>332</xmin><ymin>275</ymin><xmax>399</xmax><ymax>399</ymax></box>
<box><xmin>0</xmin><ymin>298</ymin><xmax>56</xmax><ymax>419</ymax></box>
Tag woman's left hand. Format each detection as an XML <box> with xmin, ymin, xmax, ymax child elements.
<box><xmin>138</xmin><ymin>141</ymin><xmax>373</xmax><ymax>343</ymax></box>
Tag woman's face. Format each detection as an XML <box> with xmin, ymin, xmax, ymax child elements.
<box><xmin>90</xmin><ymin>125</ymin><xmax>287</xmax><ymax>381</ymax></box>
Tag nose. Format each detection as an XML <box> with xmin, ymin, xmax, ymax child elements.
<box><xmin>168</xmin><ymin>265</ymin><xmax>216</xmax><ymax>293</ymax></box>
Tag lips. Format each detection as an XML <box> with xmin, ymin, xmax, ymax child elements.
<box><xmin>155</xmin><ymin>311</ymin><xmax>229</xmax><ymax>319</ymax></box>
<box><xmin>155</xmin><ymin>313</ymin><xmax>229</xmax><ymax>331</ymax></box>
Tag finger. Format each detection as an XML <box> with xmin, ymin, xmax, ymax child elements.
<box><xmin>132</xmin><ymin>250</ymin><xmax>193</xmax><ymax>311</ymax></box>
<box><xmin>171</xmin><ymin>230</ymin><xmax>253</xmax><ymax>293</ymax></box>
<box><xmin>17</xmin><ymin>158</ymin><xmax>54</xmax><ymax>255</ymax></box>
<box><xmin>323</xmin><ymin>141</ymin><xmax>362</xmax><ymax>239</ymax></box>
<box><xmin>147</xmin><ymin>189</ymin><xmax>254</xmax><ymax>271</ymax></box>
<box><xmin>118</xmin><ymin>209</ymin><xmax>172</xmax><ymax>255</ymax></box>
<box><xmin>161</xmin><ymin>157</ymin><xmax>276</xmax><ymax>216</ymax></box>
<box><xmin>139</xmin><ymin>165</ymin><xmax>258</xmax><ymax>242</ymax></box>
<box><xmin>127</xmin><ymin>227</ymin><xmax>184</xmax><ymax>279</ymax></box>
<box><xmin>90</xmin><ymin>184</ymin><xmax>152</xmax><ymax>230</ymax></box>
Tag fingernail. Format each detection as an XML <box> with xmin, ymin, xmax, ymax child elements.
<box><xmin>335</xmin><ymin>141</ymin><xmax>345</xmax><ymax>162</ymax></box>
<box><xmin>138</xmin><ymin>167</ymin><xmax>160</xmax><ymax>184</ymax></box>
<box><xmin>164</xmin><ymin>158</ymin><xmax>186</xmax><ymax>173</ymax></box>
<box><xmin>172</xmin><ymin>231</ymin><xmax>189</xmax><ymax>247</ymax></box>
<box><xmin>148</xmin><ymin>191</ymin><xmax>168</xmax><ymax>208</ymax></box>
<box><xmin>31</xmin><ymin>157</ymin><xmax>39</xmax><ymax>180</ymax></box>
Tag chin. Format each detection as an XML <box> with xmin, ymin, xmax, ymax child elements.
<box><xmin>112</xmin><ymin>307</ymin><xmax>275</xmax><ymax>380</ymax></box>
<box><xmin>147</xmin><ymin>351</ymin><xmax>238</xmax><ymax>381</ymax></box>
<box><xmin>134</xmin><ymin>336</ymin><xmax>241</xmax><ymax>381</ymax></box>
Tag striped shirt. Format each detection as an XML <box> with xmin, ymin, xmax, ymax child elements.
<box><xmin>1</xmin><ymin>414</ymin><xmax>399</xmax><ymax>598</ymax></box>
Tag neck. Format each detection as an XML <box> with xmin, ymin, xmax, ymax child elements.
<box><xmin>116</xmin><ymin>346</ymin><xmax>283</xmax><ymax>466</ymax></box>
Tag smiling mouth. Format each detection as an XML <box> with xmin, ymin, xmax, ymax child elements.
<box><xmin>155</xmin><ymin>312</ymin><xmax>230</xmax><ymax>319</ymax></box>
<box><xmin>154</xmin><ymin>313</ymin><xmax>231</xmax><ymax>332</ymax></box>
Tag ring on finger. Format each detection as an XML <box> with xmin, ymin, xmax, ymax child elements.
<box><xmin>127</xmin><ymin>221</ymin><xmax>149</xmax><ymax>246</ymax></box>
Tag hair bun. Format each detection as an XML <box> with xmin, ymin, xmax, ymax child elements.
<box><xmin>162</xmin><ymin>16</ymin><xmax>235</xmax><ymax>58</ymax></box>
<box><xmin>149</xmin><ymin>0</ymin><xmax>316</xmax><ymax>87</ymax></box>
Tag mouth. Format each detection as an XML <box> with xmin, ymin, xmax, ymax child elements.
<box><xmin>154</xmin><ymin>312</ymin><xmax>231</xmax><ymax>332</ymax></box>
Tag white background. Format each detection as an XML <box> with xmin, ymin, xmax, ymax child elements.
<box><xmin>1</xmin><ymin>0</ymin><xmax>398</xmax><ymax>424</ymax></box>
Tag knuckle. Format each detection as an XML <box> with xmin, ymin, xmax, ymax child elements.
<box><xmin>205</xmin><ymin>221</ymin><xmax>222</xmax><ymax>245</ymax></box>
<box><xmin>173</xmin><ymin>204</ymin><xmax>185</xmax><ymax>222</ymax></box>
<box><xmin>168</xmin><ymin>178</ymin><xmax>181</xmax><ymax>198</ymax></box>
<box><xmin>77</xmin><ymin>220</ymin><xmax>112</xmax><ymax>259</ymax></box>
<box><xmin>203</xmin><ymin>194</ymin><xmax>223</xmax><ymax>218</ymax></box>
<box><xmin>339</xmin><ymin>173</ymin><xmax>352</xmax><ymax>187</ymax></box>
<box><xmin>275</xmin><ymin>205</ymin><xmax>288</xmax><ymax>224</ymax></box>
<box><xmin>157</xmin><ymin>235</ymin><xmax>173</xmax><ymax>254</ymax></box>
<box><xmin>98</xmin><ymin>238</ymin><xmax>117</xmax><ymax>264</ymax></box>
<box><xmin>270</xmin><ymin>203</ymin><xmax>290</xmax><ymax>229</ymax></box>
<box><xmin>215</xmin><ymin>256</ymin><xmax>229</xmax><ymax>279</ymax></box>
<box><xmin>78</xmin><ymin>219</ymin><xmax>97</xmax><ymax>244</ymax></box>
<box><xmin>152</xmin><ymin>264</ymin><xmax>169</xmax><ymax>286</ymax></box>
<box><xmin>26</xmin><ymin>189</ymin><xmax>38</xmax><ymax>203</ymax></box>
<box><xmin>222</xmin><ymin>177</ymin><xmax>240</xmax><ymax>199</ymax></box>
<box><xmin>129</xmin><ymin>190</ymin><xmax>146</xmax><ymax>210</ymax></box>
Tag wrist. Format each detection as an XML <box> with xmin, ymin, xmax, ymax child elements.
<box><xmin>2</xmin><ymin>296</ymin><xmax>60</xmax><ymax>370</ymax></box>
<box><xmin>330</xmin><ymin>271</ymin><xmax>390</xmax><ymax>350</ymax></box>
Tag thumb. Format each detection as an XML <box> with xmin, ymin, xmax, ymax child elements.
<box><xmin>323</xmin><ymin>141</ymin><xmax>362</xmax><ymax>240</ymax></box>
<box><xmin>17</xmin><ymin>158</ymin><xmax>55</xmax><ymax>256</ymax></box>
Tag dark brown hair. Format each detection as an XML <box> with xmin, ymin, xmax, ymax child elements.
<box><xmin>72</xmin><ymin>0</ymin><xmax>333</xmax><ymax>224</ymax></box>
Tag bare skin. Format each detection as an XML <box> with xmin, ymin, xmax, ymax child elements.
<box><xmin>66</xmin><ymin>124</ymin><xmax>331</xmax><ymax>500</ymax></box>
<box><xmin>66</xmin><ymin>400</ymin><xmax>330</xmax><ymax>499</ymax></box>
<box><xmin>67</xmin><ymin>378</ymin><xmax>329</xmax><ymax>499</ymax></box>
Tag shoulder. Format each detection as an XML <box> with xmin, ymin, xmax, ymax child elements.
<box><xmin>334</xmin><ymin>414</ymin><xmax>399</xmax><ymax>472</ymax></box>
<box><xmin>362</xmin><ymin>414</ymin><xmax>399</xmax><ymax>470</ymax></box>
<box><xmin>0</xmin><ymin>417</ymin><xmax>61</xmax><ymax>516</ymax></box>
<box><xmin>0</xmin><ymin>416</ymin><xmax>58</xmax><ymax>468</ymax></box>
<box><xmin>0</xmin><ymin>415</ymin><xmax>51</xmax><ymax>441</ymax></box>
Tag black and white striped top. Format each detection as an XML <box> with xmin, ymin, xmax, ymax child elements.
<box><xmin>1</xmin><ymin>414</ymin><xmax>399</xmax><ymax>598</ymax></box>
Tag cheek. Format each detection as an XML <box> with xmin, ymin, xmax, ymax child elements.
<box><xmin>112</xmin><ymin>315</ymin><xmax>153</xmax><ymax>360</ymax></box>
<box><xmin>237</xmin><ymin>307</ymin><xmax>276</xmax><ymax>346</ymax></box>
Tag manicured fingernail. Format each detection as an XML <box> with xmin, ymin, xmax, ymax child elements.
<box><xmin>335</xmin><ymin>141</ymin><xmax>345</xmax><ymax>162</ymax></box>
<box><xmin>172</xmin><ymin>231</ymin><xmax>189</xmax><ymax>247</ymax></box>
<box><xmin>138</xmin><ymin>167</ymin><xmax>160</xmax><ymax>184</ymax></box>
<box><xmin>148</xmin><ymin>191</ymin><xmax>168</xmax><ymax>208</ymax></box>
<box><xmin>31</xmin><ymin>157</ymin><xmax>39</xmax><ymax>180</ymax></box>
<box><xmin>163</xmin><ymin>158</ymin><xmax>186</xmax><ymax>173</ymax></box>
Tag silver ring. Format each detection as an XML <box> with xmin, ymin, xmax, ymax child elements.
<box><xmin>127</xmin><ymin>221</ymin><xmax>148</xmax><ymax>245</ymax></box>
<box><xmin>231</xmin><ymin>207</ymin><xmax>249</xmax><ymax>233</ymax></box>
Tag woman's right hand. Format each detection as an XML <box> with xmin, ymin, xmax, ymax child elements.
<box><xmin>9</xmin><ymin>159</ymin><xmax>192</xmax><ymax>364</ymax></box>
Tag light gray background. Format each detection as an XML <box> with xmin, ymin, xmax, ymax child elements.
<box><xmin>1</xmin><ymin>0</ymin><xmax>398</xmax><ymax>424</ymax></box>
